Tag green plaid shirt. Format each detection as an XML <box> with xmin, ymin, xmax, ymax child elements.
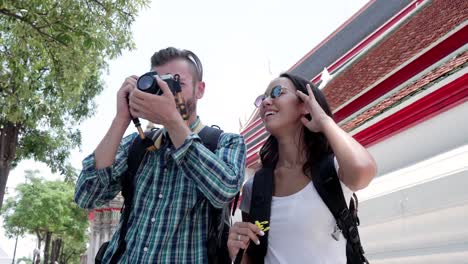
<box><xmin>75</xmin><ymin>118</ymin><xmax>246</xmax><ymax>263</ymax></box>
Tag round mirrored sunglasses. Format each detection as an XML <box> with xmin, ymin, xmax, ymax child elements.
<box><xmin>254</xmin><ymin>85</ymin><xmax>284</xmax><ymax>108</ymax></box>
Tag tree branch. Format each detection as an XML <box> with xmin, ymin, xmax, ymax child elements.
<box><xmin>0</xmin><ymin>8</ymin><xmax>67</xmax><ymax>46</ymax></box>
<box><xmin>90</xmin><ymin>0</ymin><xmax>131</xmax><ymax>17</ymax></box>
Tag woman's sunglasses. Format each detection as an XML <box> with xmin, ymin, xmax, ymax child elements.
<box><xmin>254</xmin><ymin>85</ymin><xmax>285</xmax><ymax>108</ymax></box>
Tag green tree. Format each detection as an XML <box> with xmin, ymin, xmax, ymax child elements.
<box><xmin>57</xmin><ymin>234</ymin><xmax>88</xmax><ymax>264</ymax></box>
<box><xmin>2</xmin><ymin>170</ymin><xmax>89</xmax><ymax>264</ymax></box>
<box><xmin>0</xmin><ymin>0</ymin><xmax>149</xmax><ymax>210</ymax></box>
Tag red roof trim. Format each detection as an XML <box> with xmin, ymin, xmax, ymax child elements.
<box><xmin>334</xmin><ymin>25</ymin><xmax>467</xmax><ymax>122</ymax></box>
<box><xmin>341</xmin><ymin>51</ymin><xmax>467</xmax><ymax>132</ymax></box>
<box><xmin>245</xmin><ymin>127</ymin><xmax>267</xmax><ymax>145</ymax></box>
<box><xmin>310</xmin><ymin>0</ymin><xmax>425</xmax><ymax>84</ymax></box>
<box><xmin>355</xmin><ymin>74</ymin><xmax>468</xmax><ymax>147</ymax></box>
<box><xmin>247</xmin><ymin>138</ymin><xmax>267</xmax><ymax>156</ymax></box>
<box><xmin>244</xmin><ymin>109</ymin><xmax>260</xmax><ymax>130</ymax></box>
<box><xmin>240</xmin><ymin>116</ymin><xmax>262</xmax><ymax>136</ymax></box>
<box><xmin>88</xmin><ymin>211</ymin><xmax>95</xmax><ymax>221</ymax></box>
<box><xmin>247</xmin><ymin>153</ymin><xmax>260</xmax><ymax>168</ymax></box>
<box><xmin>88</xmin><ymin>208</ymin><xmax>121</xmax><ymax>221</ymax></box>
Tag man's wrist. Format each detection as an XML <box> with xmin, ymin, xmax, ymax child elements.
<box><xmin>112</xmin><ymin>116</ymin><xmax>131</xmax><ymax>129</ymax></box>
<box><xmin>165</xmin><ymin>115</ymin><xmax>191</xmax><ymax>148</ymax></box>
<box><xmin>164</xmin><ymin>113</ymin><xmax>187</xmax><ymax>131</ymax></box>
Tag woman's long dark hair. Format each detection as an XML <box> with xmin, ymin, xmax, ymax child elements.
<box><xmin>259</xmin><ymin>73</ymin><xmax>334</xmax><ymax>178</ymax></box>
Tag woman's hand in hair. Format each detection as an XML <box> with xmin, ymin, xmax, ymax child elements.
<box><xmin>297</xmin><ymin>84</ymin><xmax>334</xmax><ymax>133</ymax></box>
<box><xmin>227</xmin><ymin>222</ymin><xmax>264</xmax><ymax>261</ymax></box>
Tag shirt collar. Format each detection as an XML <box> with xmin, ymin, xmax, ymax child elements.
<box><xmin>160</xmin><ymin>116</ymin><xmax>204</xmax><ymax>144</ymax></box>
<box><xmin>189</xmin><ymin>116</ymin><xmax>202</xmax><ymax>132</ymax></box>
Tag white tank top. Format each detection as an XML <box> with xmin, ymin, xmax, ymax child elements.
<box><xmin>240</xmin><ymin>160</ymin><xmax>353</xmax><ymax>264</ymax></box>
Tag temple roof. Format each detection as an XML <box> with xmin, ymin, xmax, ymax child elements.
<box><xmin>290</xmin><ymin>0</ymin><xmax>413</xmax><ymax>81</ymax></box>
<box><xmin>323</xmin><ymin>0</ymin><xmax>468</xmax><ymax>112</ymax></box>
<box><xmin>240</xmin><ymin>0</ymin><xmax>468</xmax><ymax>168</ymax></box>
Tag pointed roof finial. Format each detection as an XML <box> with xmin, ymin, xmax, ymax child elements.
<box><xmin>318</xmin><ymin>67</ymin><xmax>332</xmax><ymax>89</ymax></box>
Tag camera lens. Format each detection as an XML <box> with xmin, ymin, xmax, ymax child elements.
<box><xmin>137</xmin><ymin>75</ymin><xmax>154</xmax><ymax>91</ymax></box>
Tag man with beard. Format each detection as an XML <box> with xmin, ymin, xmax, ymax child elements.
<box><xmin>74</xmin><ymin>47</ymin><xmax>246</xmax><ymax>263</ymax></box>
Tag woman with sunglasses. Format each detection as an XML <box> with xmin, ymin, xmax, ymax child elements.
<box><xmin>227</xmin><ymin>73</ymin><xmax>377</xmax><ymax>263</ymax></box>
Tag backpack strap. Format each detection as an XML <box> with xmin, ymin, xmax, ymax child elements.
<box><xmin>124</xmin><ymin>129</ymin><xmax>162</xmax><ymax>199</ymax></box>
<box><xmin>198</xmin><ymin>125</ymin><xmax>223</xmax><ymax>152</ymax></box>
<box><xmin>313</xmin><ymin>154</ymin><xmax>368</xmax><ymax>264</ymax></box>
<box><xmin>109</xmin><ymin>128</ymin><xmax>161</xmax><ymax>263</ymax></box>
<box><xmin>231</xmin><ymin>192</ymin><xmax>241</xmax><ymax>216</ymax></box>
<box><xmin>198</xmin><ymin>125</ymin><xmax>240</xmax><ymax>219</ymax></box>
<box><xmin>245</xmin><ymin>168</ymin><xmax>274</xmax><ymax>264</ymax></box>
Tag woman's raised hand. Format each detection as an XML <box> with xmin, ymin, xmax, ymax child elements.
<box><xmin>296</xmin><ymin>84</ymin><xmax>333</xmax><ymax>133</ymax></box>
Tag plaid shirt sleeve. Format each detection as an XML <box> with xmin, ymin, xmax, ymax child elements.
<box><xmin>74</xmin><ymin>133</ymin><xmax>138</xmax><ymax>209</ymax></box>
<box><xmin>171</xmin><ymin>132</ymin><xmax>246</xmax><ymax>208</ymax></box>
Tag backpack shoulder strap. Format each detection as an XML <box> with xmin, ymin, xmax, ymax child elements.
<box><xmin>122</xmin><ymin>128</ymin><xmax>161</xmax><ymax>200</ymax></box>
<box><xmin>312</xmin><ymin>154</ymin><xmax>348</xmax><ymax>218</ymax></box>
<box><xmin>198</xmin><ymin>125</ymin><xmax>223</xmax><ymax>152</ymax></box>
<box><xmin>246</xmin><ymin>167</ymin><xmax>274</xmax><ymax>263</ymax></box>
<box><xmin>110</xmin><ymin>128</ymin><xmax>161</xmax><ymax>263</ymax></box>
<box><xmin>198</xmin><ymin>125</ymin><xmax>240</xmax><ymax>216</ymax></box>
<box><xmin>313</xmin><ymin>154</ymin><xmax>368</xmax><ymax>264</ymax></box>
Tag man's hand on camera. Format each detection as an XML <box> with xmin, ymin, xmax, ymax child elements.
<box><xmin>116</xmin><ymin>75</ymin><xmax>138</xmax><ymax>124</ymax></box>
<box><xmin>129</xmin><ymin>76</ymin><xmax>184</xmax><ymax>128</ymax></box>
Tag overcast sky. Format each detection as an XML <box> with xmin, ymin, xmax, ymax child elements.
<box><xmin>1</xmin><ymin>0</ymin><xmax>369</xmax><ymax>259</ymax></box>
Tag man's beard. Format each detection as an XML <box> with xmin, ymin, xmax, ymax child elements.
<box><xmin>185</xmin><ymin>95</ymin><xmax>196</xmax><ymax>118</ymax></box>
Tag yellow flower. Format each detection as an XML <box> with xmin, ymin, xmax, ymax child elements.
<box><xmin>255</xmin><ymin>220</ymin><xmax>270</xmax><ymax>232</ymax></box>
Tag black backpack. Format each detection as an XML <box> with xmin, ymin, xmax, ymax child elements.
<box><xmin>96</xmin><ymin>126</ymin><xmax>237</xmax><ymax>264</ymax></box>
<box><xmin>246</xmin><ymin>154</ymin><xmax>369</xmax><ymax>264</ymax></box>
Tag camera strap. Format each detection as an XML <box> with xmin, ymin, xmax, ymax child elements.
<box><xmin>149</xmin><ymin>120</ymin><xmax>206</xmax><ymax>150</ymax></box>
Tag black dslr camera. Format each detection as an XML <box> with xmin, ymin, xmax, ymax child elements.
<box><xmin>136</xmin><ymin>71</ymin><xmax>182</xmax><ymax>95</ymax></box>
<box><xmin>136</xmin><ymin>71</ymin><xmax>188</xmax><ymax>120</ymax></box>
